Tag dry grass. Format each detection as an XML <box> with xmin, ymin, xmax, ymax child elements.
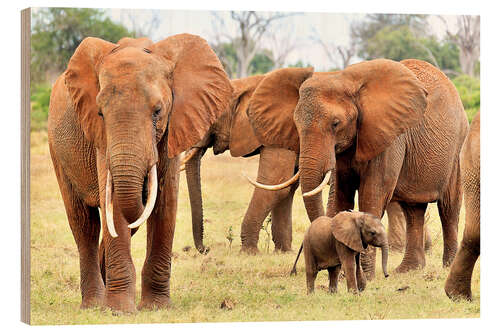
<box><xmin>29</xmin><ymin>130</ymin><xmax>480</xmax><ymax>325</ymax></box>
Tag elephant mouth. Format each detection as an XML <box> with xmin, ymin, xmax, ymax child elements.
<box><xmin>302</xmin><ymin>170</ymin><xmax>332</xmax><ymax>197</ymax></box>
<box><xmin>105</xmin><ymin>165</ymin><xmax>158</xmax><ymax>238</ymax></box>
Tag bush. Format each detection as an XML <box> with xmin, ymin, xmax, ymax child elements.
<box><xmin>31</xmin><ymin>83</ymin><xmax>52</xmax><ymax>131</ymax></box>
<box><xmin>452</xmin><ymin>75</ymin><xmax>480</xmax><ymax>123</ymax></box>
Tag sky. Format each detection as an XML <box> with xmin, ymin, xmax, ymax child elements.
<box><xmin>104</xmin><ymin>9</ymin><xmax>459</xmax><ymax>71</ymax></box>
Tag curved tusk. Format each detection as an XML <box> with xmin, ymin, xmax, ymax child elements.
<box><xmin>128</xmin><ymin>164</ymin><xmax>158</xmax><ymax>229</ymax></box>
<box><xmin>302</xmin><ymin>170</ymin><xmax>332</xmax><ymax>197</ymax></box>
<box><xmin>105</xmin><ymin>170</ymin><xmax>118</xmax><ymax>238</ymax></box>
<box><xmin>244</xmin><ymin>172</ymin><xmax>300</xmax><ymax>191</ymax></box>
<box><xmin>178</xmin><ymin>164</ymin><xmax>186</xmax><ymax>172</ymax></box>
<box><xmin>181</xmin><ymin>147</ymin><xmax>200</xmax><ymax>165</ymax></box>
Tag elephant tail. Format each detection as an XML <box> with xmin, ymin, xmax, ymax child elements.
<box><xmin>290</xmin><ymin>243</ymin><xmax>304</xmax><ymax>276</ymax></box>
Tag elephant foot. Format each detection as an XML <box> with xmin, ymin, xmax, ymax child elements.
<box><xmin>240</xmin><ymin>246</ymin><xmax>260</xmax><ymax>255</ymax></box>
<box><xmin>80</xmin><ymin>294</ymin><xmax>104</xmax><ymax>309</ymax></box>
<box><xmin>274</xmin><ymin>247</ymin><xmax>292</xmax><ymax>254</ymax></box>
<box><xmin>104</xmin><ymin>293</ymin><xmax>137</xmax><ymax>314</ymax></box>
<box><xmin>138</xmin><ymin>297</ymin><xmax>171</xmax><ymax>311</ymax></box>
<box><xmin>394</xmin><ymin>260</ymin><xmax>425</xmax><ymax>273</ymax></box>
<box><xmin>444</xmin><ymin>279</ymin><xmax>472</xmax><ymax>301</ymax></box>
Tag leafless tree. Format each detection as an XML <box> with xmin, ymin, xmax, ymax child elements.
<box><xmin>440</xmin><ymin>15</ymin><xmax>480</xmax><ymax>77</ymax></box>
<box><xmin>263</xmin><ymin>23</ymin><xmax>297</xmax><ymax>70</ymax></box>
<box><xmin>312</xmin><ymin>28</ymin><xmax>356</xmax><ymax>70</ymax></box>
<box><xmin>120</xmin><ymin>9</ymin><xmax>161</xmax><ymax>40</ymax></box>
<box><xmin>212</xmin><ymin>11</ymin><xmax>296</xmax><ymax>78</ymax></box>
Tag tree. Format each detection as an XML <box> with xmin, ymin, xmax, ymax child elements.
<box><xmin>314</xmin><ymin>35</ymin><xmax>357</xmax><ymax>70</ymax></box>
<box><xmin>31</xmin><ymin>8</ymin><xmax>134</xmax><ymax>84</ymax></box>
<box><xmin>351</xmin><ymin>14</ymin><xmax>428</xmax><ymax>60</ymax></box>
<box><xmin>211</xmin><ymin>11</ymin><xmax>295</xmax><ymax>78</ymax></box>
<box><xmin>440</xmin><ymin>15</ymin><xmax>480</xmax><ymax>77</ymax></box>
<box><xmin>262</xmin><ymin>23</ymin><xmax>297</xmax><ymax>70</ymax></box>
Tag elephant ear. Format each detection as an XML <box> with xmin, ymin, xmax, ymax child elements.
<box><xmin>331</xmin><ymin>211</ymin><xmax>365</xmax><ymax>253</ymax></box>
<box><xmin>151</xmin><ymin>34</ymin><xmax>233</xmax><ymax>158</ymax></box>
<box><xmin>64</xmin><ymin>37</ymin><xmax>118</xmax><ymax>148</ymax></box>
<box><xmin>229</xmin><ymin>75</ymin><xmax>265</xmax><ymax>157</ymax></box>
<box><xmin>343</xmin><ymin>59</ymin><xmax>428</xmax><ymax>162</ymax></box>
<box><xmin>117</xmin><ymin>37</ymin><xmax>153</xmax><ymax>48</ymax></box>
<box><xmin>247</xmin><ymin>67</ymin><xmax>314</xmax><ymax>153</ymax></box>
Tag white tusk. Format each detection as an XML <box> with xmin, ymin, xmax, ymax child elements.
<box><xmin>128</xmin><ymin>164</ymin><xmax>158</xmax><ymax>229</ymax></box>
<box><xmin>105</xmin><ymin>170</ymin><xmax>118</xmax><ymax>238</ymax></box>
<box><xmin>181</xmin><ymin>147</ymin><xmax>200</xmax><ymax>164</ymax></box>
<box><xmin>302</xmin><ymin>170</ymin><xmax>332</xmax><ymax>197</ymax></box>
<box><xmin>178</xmin><ymin>164</ymin><xmax>186</xmax><ymax>172</ymax></box>
<box><xmin>244</xmin><ymin>172</ymin><xmax>300</xmax><ymax>191</ymax></box>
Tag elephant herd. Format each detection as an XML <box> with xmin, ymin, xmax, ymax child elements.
<box><xmin>47</xmin><ymin>34</ymin><xmax>480</xmax><ymax>314</ymax></box>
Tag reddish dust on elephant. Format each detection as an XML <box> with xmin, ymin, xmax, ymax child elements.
<box><xmin>247</xmin><ymin>59</ymin><xmax>468</xmax><ymax>276</ymax></box>
<box><xmin>48</xmin><ymin>35</ymin><xmax>232</xmax><ymax>312</ymax></box>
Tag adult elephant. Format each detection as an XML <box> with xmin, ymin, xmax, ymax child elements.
<box><xmin>445</xmin><ymin>111</ymin><xmax>480</xmax><ymax>300</ymax></box>
<box><xmin>248</xmin><ymin>59</ymin><xmax>468</xmax><ymax>274</ymax></box>
<box><xmin>48</xmin><ymin>34</ymin><xmax>232</xmax><ymax>312</ymax></box>
<box><xmin>180</xmin><ymin>74</ymin><xmax>300</xmax><ymax>254</ymax></box>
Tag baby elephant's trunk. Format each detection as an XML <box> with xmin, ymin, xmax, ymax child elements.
<box><xmin>381</xmin><ymin>241</ymin><xmax>389</xmax><ymax>278</ymax></box>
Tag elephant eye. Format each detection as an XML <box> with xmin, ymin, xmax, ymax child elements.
<box><xmin>153</xmin><ymin>105</ymin><xmax>162</xmax><ymax>117</ymax></box>
<box><xmin>332</xmin><ymin>119</ymin><xmax>340</xmax><ymax>129</ymax></box>
<box><xmin>98</xmin><ymin>109</ymin><xmax>103</xmax><ymax>118</ymax></box>
<box><xmin>370</xmin><ymin>231</ymin><xmax>376</xmax><ymax>236</ymax></box>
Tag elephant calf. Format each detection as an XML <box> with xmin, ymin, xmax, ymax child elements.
<box><xmin>299</xmin><ymin>211</ymin><xmax>389</xmax><ymax>294</ymax></box>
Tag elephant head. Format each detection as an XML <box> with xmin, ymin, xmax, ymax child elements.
<box><xmin>247</xmin><ymin>60</ymin><xmax>427</xmax><ymax>220</ymax></box>
<box><xmin>332</xmin><ymin>211</ymin><xmax>389</xmax><ymax>277</ymax></box>
<box><xmin>64</xmin><ymin>34</ymin><xmax>232</xmax><ymax>237</ymax></box>
<box><xmin>181</xmin><ymin>74</ymin><xmax>266</xmax><ymax>253</ymax></box>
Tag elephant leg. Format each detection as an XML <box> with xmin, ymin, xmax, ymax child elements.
<box><xmin>395</xmin><ymin>202</ymin><xmax>428</xmax><ymax>273</ymax></box>
<box><xmin>444</xmin><ymin>240</ymin><xmax>479</xmax><ymax>301</ymax></box>
<box><xmin>240</xmin><ymin>147</ymin><xmax>296</xmax><ymax>254</ymax></box>
<box><xmin>271</xmin><ymin>183</ymin><xmax>298</xmax><ymax>252</ymax></box>
<box><xmin>340</xmin><ymin>254</ymin><xmax>358</xmax><ymax>293</ymax></box>
<box><xmin>357</xmin><ymin>147</ymin><xmax>403</xmax><ymax>279</ymax></box>
<box><xmin>387</xmin><ymin>201</ymin><xmax>406</xmax><ymax>252</ymax></box>
<box><xmin>355</xmin><ymin>253</ymin><xmax>367</xmax><ymax>292</ymax></box>
<box><xmin>445</xmin><ymin>171</ymin><xmax>480</xmax><ymax>301</ymax></box>
<box><xmin>327</xmin><ymin>266</ymin><xmax>341</xmax><ymax>293</ymax></box>
<box><xmin>101</xmin><ymin>216</ymin><xmax>136</xmax><ymax>313</ymax></box>
<box><xmin>139</xmin><ymin>157</ymin><xmax>180</xmax><ymax>310</ymax></box>
<box><xmin>51</xmin><ymin>161</ymin><xmax>104</xmax><ymax>309</ymax></box>
<box><xmin>438</xmin><ymin>164</ymin><xmax>462</xmax><ymax>267</ymax></box>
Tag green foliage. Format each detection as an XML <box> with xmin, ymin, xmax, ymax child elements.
<box><xmin>31</xmin><ymin>8</ymin><xmax>134</xmax><ymax>85</ymax></box>
<box><xmin>31</xmin><ymin>83</ymin><xmax>52</xmax><ymax>131</ymax></box>
<box><xmin>452</xmin><ymin>75</ymin><xmax>480</xmax><ymax>122</ymax></box>
<box><xmin>352</xmin><ymin>14</ymin><xmax>461</xmax><ymax>76</ymax></box>
<box><xmin>288</xmin><ymin>60</ymin><xmax>314</xmax><ymax>68</ymax></box>
<box><xmin>213</xmin><ymin>41</ymin><xmax>276</xmax><ymax>78</ymax></box>
<box><xmin>359</xmin><ymin>26</ymin><xmax>460</xmax><ymax>75</ymax></box>
<box><xmin>249</xmin><ymin>52</ymin><xmax>274</xmax><ymax>75</ymax></box>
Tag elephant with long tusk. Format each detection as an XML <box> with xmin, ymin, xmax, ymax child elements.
<box><xmin>48</xmin><ymin>35</ymin><xmax>232</xmax><ymax>312</ymax></box>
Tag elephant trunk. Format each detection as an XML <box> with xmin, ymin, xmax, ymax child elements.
<box><xmin>110</xmin><ymin>158</ymin><xmax>147</xmax><ymax>224</ymax></box>
<box><xmin>298</xmin><ymin>153</ymin><xmax>327</xmax><ymax>222</ymax></box>
<box><xmin>381</xmin><ymin>239</ymin><xmax>389</xmax><ymax>278</ymax></box>
<box><xmin>185</xmin><ymin>147</ymin><xmax>208</xmax><ymax>254</ymax></box>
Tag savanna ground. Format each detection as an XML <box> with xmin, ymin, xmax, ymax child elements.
<box><xmin>30</xmin><ymin>130</ymin><xmax>480</xmax><ymax>325</ymax></box>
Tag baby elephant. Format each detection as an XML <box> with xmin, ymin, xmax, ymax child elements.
<box><xmin>300</xmin><ymin>211</ymin><xmax>389</xmax><ymax>294</ymax></box>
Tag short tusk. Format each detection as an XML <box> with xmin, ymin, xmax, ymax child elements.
<box><xmin>302</xmin><ymin>170</ymin><xmax>332</xmax><ymax>197</ymax></box>
<box><xmin>178</xmin><ymin>147</ymin><xmax>200</xmax><ymax>172</ymax></box>
<box><xmin>181</xmin><ymin>147</ymin><xmax>200</xmax><ymax>164</ymax></box>
<box><xmin>243</xmin><ymin>172</ymin><xmax>300</xmax><ymax>191</ymax></box>
<box><xmin>105</xmin><ymin>170</ymin><xmax>118</xmax><ymax>238</ymax></box>
<box><xmin>128</xmin><ymin>164</ymin><xmax>158</xmax><ymax>229</ymax></box>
